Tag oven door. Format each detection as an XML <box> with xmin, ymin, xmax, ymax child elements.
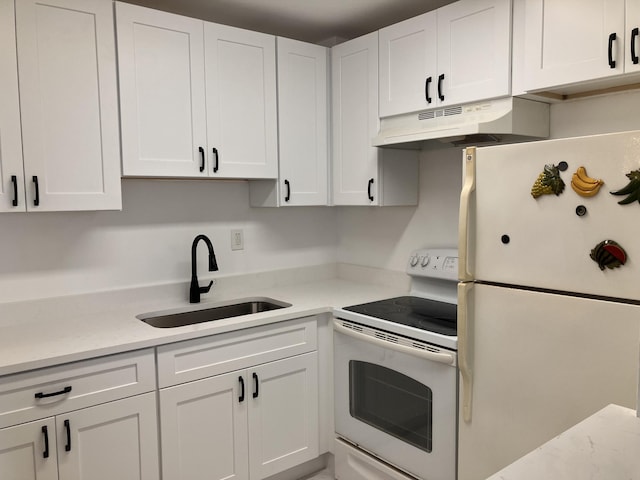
<box><xmin>334</xmin><ymin>319</ymin><xmax>457</xmax><ymax>480</ymax></box>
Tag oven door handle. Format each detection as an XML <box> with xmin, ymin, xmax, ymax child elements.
<box><xmin>333</xmin><ymin>320</ymin><xmax>456</xmax><ymax>366</ymax></box>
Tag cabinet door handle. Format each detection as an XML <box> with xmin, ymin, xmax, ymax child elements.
<box><xmin>367</xmin><ymin>178</ymin><xmax>374</xmax><ymax>202</ymax></box>
<box><xmin>252</xmin><ymin>372</ymin><xmax>259</xmax><ymax>398</ymax></box>
<box><xmin>632</xmin><ymin>27</ymin><xmax>639</xmax><ymax>64</ymax></box>
<box><xmin>212</xmin><ymin>147</ymin><xmax>219</xmax><ymax>173</ymax></box>
<box><xmin>42</xmin><ymin>425</ymin><xmax>50</xmax><ymax>459</ymax></box>
<box><xmin>11</xmin><ymin>175</ymin><xmax>18</xmax><ymax>207</ymax></box>
<box><xmin>35</xmin><ymin>386</ymin><xmax>72</xmax><ymax>399</ymax></box>
<box><xmin>437</xmin><ymin>73</ymin><xmax>445</xmax><ymax>101</ymax></box>
<box><xmin>198</xmin><ymin>146</ymin><xmax>205</xmax><ymax>172</ymax></box>
<box><xmin>239</xmin><ymin>376</ymin><xmax>245</xmax><ymax>402</ymax></box>
<box><xmin>425</xmin><ymin>76</ymin><xmax>432</xmax><ymax>104</ymax></box>
<box><xmin>32</xmin><ymin>176</ymin><xmax>39</xmax><ymax>206</ymax></box>
<box><xmin>284</xmin><ymin>179</ymin><xmax>290</xmax><ymax>202</ymax></box>
<box><xmin>64</xmin><ymin>419</ymin><xmax>71</xmax><ymax>452</ymax></box>
<box><xmin>608</xmin><ymin>32</ymin><xmax>617</xmax><ymax>68</ymax></box>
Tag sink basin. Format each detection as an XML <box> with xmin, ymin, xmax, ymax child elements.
<box><xmin>138</xmin><ymin>297</ymin><xmax>291</xmax><ymax>328</ymax></box>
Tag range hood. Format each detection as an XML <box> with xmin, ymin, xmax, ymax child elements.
<box><xmin>373</xmin><ymin>97</ymin><xmax>550</xmax><ymax>149</ymax></box>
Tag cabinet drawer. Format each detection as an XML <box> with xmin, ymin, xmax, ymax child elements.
<box><xmin>0</xmin><ymin>349</ymin><xmax>155</xmax><ymax>428</ymax></box>
<box><xmin>157</xmin><ymin>317</ymin><xmax>317</xmax><ymax>387</ymax></box>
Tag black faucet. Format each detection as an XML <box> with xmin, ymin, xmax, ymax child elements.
<box><xmin>189</xmin><ymin>234</ymin><xmax>219</xmax><ymax>303</ymax></box>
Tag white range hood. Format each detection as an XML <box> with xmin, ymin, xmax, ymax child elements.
<box><xmin>373</xmin><ymin>97</ymin><xmax>550</xmax><ymax>149</ymax></box>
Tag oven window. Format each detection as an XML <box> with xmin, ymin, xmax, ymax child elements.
<box><xmin>349</xmin><ymin>361</ymin><xmax>432</xmax><ymax>452</ymax></box>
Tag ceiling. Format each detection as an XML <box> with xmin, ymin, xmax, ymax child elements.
<box><xmin>122</xmin><ymin>0</ymin><xmax>456</xmax><ymax>45</ymax></box>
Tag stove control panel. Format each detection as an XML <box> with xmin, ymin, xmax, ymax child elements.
<box><xmin>407</xmin><ymin>248</ymin><xmax>458</xmax><ymax>281</ymax></box>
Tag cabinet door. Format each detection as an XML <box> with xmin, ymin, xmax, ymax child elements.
<box><xmin>116</xmin><ymin>2</ymin><xmax>207</xmax><ymax>177</ymax></box>
<box><xmin>437</xmin><ymin>0</ymin><xmax>511</xmax><ymax>106</ymax></box>
<box><xmin>159</xmin><ymin>372</ymin><xmax>249</xmax><ymax>480</ymax></box>
<box><xmin>0</xmin><ymin>418</ymin><xmax>58</xmax><ymax>480</ymax></box>
<box><xmin>248</xmin><ymin>352</ymin><xmax>319</xmax><ymax>480</ymax></box>
<box><xmin>57</xmin><ymin>392</ymin><xmax>159</xmax><ymax>480</ymax></box>
<box><xmin>379</xmin><ymin>12</ymin><xmax>437</xmax><ymax>117</ymax></box>
<box><xmin>277</xmin><ymin>38</ymin><xmax>328</xmax><ymax>205</ymax></box>
<box><xmin>205</xmin><ymin>23</ymin><xmax>277</xmax><ymax>179</ymax></box>
<box><xmin>626</xmin><ymin>0</ymin><xmax>640</xmax><ymax>73</ymax></box>
<box><xmin>0</xmin><ymin>0</ymin><xmax>24</xmax><ymax>212</ymax></box>
<box><xmin>15</xmin><ymin>0</ymin><xmax>121</xmax><ymax>211</ymax></box>
<box><xmin>524</xmin><ymin>0</ymin><xmax>625</xmax><ymax>91</ymax></box>
<box><xmin>331</xmin><ymin>33</ymin><xmax>380</xmax><ymax>205</ymax></box>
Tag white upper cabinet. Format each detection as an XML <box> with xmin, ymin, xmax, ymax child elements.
<box><xmin>0</xmin><ymin>0</ymin><xmax>23</xmax><ymax>212</ymax></box>
<box><xmin>249</xmin><ymin>38</ymin><xmax>328</xmax><ymax>207</ymax></box>
<box><xmin>205</xmin><ymin>24</ymin><xmax>278</xmax><ymax>179</ymax></box>
<box><xmin>436</xmin><ymin>0</ymin><xmax>512</xmax><ymax>106</ymax></box>
<box><xmin>523</xmin><ymin>0</ymin><xmax>630</xmax><ymax>91</ymax></box>
<box><xmin>379</xmin><ymin>12</ymin><xmax>437</xmax><ymax>118</ymax></box>
<box><xmin>276</xmin><ymin>38</ymin><xmax>328</xmax><ymax>205</ymax></box>
<box><xmin>13</xmin><ymin>0</ymin><xmax>121</xmax><ymax>211</ymax></box>
<box><xmin>332</xmin><ymin>32</ymin><xmax>419</xmax><ymax>206</ymax></box>
<box><xmin>116</xmin><ymin>2</ymin><xmax>277</xmax><ymax>179</ymax></box>
<box><xmin>379</xmin><ymin>0</ymin><xmax>511</xmax><ymax>117</ymax></box>
<box><xmin>116</xmin><ymin>2</ymin><xmax>207</xmax><ymax>177</ymax></box>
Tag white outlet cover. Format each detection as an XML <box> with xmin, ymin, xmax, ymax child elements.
<box><xmin>231</xmin><ymin>229</ymin><xmax>244</xmax><ymax>251</ymax></box>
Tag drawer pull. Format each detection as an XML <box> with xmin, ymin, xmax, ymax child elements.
<box><xmin>34</xmin><ymin>385</ymin><xmax>72</xmax><ymax>399</ymax></box>
<box><xmin>42</xmin><ymin>425</ymin><xmax>50</xmax><ymax>458</ymax></box>
<box><xmin>64</xmin><ymin>419</ymin><xmax>71</xmax><ymax>452</ymax></box>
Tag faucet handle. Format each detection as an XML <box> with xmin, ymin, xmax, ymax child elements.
<box><xmin>199</xmin><ymin>280</ymin><xmax>214</xmax><ymax>294</ymax></box>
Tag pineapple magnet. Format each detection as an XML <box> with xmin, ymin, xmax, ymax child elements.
<box><xmin>531</xmin><ymin>164</ymin><xmax>565</xmax><ymax>198</ymax></box>
<box><xmin>590</xmin><ymin>240</ymin><xmax>627</xmax><ymax>270</ymax></box>
<box><xmin>610</xmin><ymin>169</ymin><xmax>640</xmax><ymax>204</ymax></box>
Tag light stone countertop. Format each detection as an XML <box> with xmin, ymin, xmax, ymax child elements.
<box><xmin>486</xmin><ymin>404</ymin><xmax>640</xmax><ymax>480</ymax></box>
<box><xmin>0</xmin><ymin>264</ymin><xmax>409</xmax><ymax>376</ymax></box>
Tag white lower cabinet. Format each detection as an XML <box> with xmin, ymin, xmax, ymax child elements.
<box><xmin>160</xmin><ymin>352</ymin><xmax>319</xmax><ymax>480</ymax></box>
<box><xmin>157</xmin><ymin>317</ymin><xmax>320</xmax><ymax>480</ymax></box>
<box><xmin>0</xmin><ymin>350</ymin><xmax>159</xmax><ymax>480</ymax></box>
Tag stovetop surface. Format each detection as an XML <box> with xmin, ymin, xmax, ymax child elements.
<box><xmin>343</xmin><ymin>296</ymin><xmax>457</xmax><ymax>337</ymax></box>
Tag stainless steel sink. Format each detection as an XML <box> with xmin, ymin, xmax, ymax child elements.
<box><xmin>138</xmin><ymin>297</ymin><xmax>291</xmax><ymax>328</ymax></box>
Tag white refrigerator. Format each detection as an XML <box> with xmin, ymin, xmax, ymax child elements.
<box><xmin>457</xmin><ymin>130</ymin><xmax>640</xmax><ymax>480</ymax></box>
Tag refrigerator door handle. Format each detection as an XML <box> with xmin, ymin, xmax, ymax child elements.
<box><xmin>459</xmin><ymin>147</ymin><xmax>476</xmax><ymax>282</ymax></box>
<box><xmin>458</xmin><ymin>282</ymin><xmax>474</xmax><ymax>423</ymax></box>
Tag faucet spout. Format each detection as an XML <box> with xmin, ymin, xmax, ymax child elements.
<box><xmin>190</xmin><ymin>234</ymin><xmax>219</xmax><ymax>303</ymax></box>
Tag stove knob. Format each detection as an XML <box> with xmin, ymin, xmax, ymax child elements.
<box><xmin>410</xmin><ymin>255</ymin><xmax>419</xmax><ymax>267</ymax></box>
<box><xmin>421</xmin><ymin>255</ymin><xmax>431</xmax><ymax>268</ymax></box>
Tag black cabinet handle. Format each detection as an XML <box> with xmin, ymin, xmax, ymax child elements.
<box><xmin>425</xmin><ymin>76</ymin><xmax>432</xmax><ymax>104</ymax></box>
<box><xmin>198</xmin><ymin>147</ymin><xmax>205</xmax><ymax>172</ymax></box>
<box><xmin>632</xmin><ymin>27</ymin><xmax>639</xmax><ymax>64</ymax></box>
<box><xmin>252</xmin><ymin>372</ymin><xmax>259</xmax><ymax>398</ymax></box>
<box><xmin>35</xmin><ymin>386</ymin><xmax>72</xmax><ymax>399</ymax></box>
<box><xmin>239</xmin><ymin>376</ymin><xmax>245</xmax><ymax>403</ymax></box>
<box><xmin>11</xmin><ymin>175</ymin><xmax>18</xmax><ymax>207</ymax></box>
<box><xmin>608</xmin><ymin>32</ymin><xmax>617</xmax><ymax>68</ymax></box>
<box><xmin>64</xmin><ymin>419</ymin><xmax>71</xmax><ymax>452</ymax></box>
<box><xmin>284</xmin><ymin>179</ymin><xmax>290</xmax><ymax>202</ymax></box>
<box><xmin>367</xmin><ymin>178</ymin><xmax>374</xmax><ymax>202</ymax></box>
<box><xmin>212</xmin><ymin>147</ymin><xmax>219</xmax><ymax>173</ymax></box>
<box><xmin>32</xmin><ymin>176</ymin><xmax>39</xmax><ymax>206</ymax></box>
<box><xmin>437</xmin><ymin>73</ymin><xmax>445</xmax><ymax>101</ymax></box>
<box><xmin>42</xmin><ymin>425</ymin><xmax>50</xmax><ymax>459</ymax></box>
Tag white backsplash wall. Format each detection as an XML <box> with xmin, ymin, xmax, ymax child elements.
<box><xmin>0</xmin><ymin>179</ymin><xmax>338</xmax><ymax>303</ymax></box>
<box><xmin>336</xmin><ymin>147</ymin><xmax>464</xmax><ymax>271</ymax></box>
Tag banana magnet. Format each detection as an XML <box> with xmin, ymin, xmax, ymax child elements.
<box><xmin>571</xmin><ymin>166</ymin><xmax>604</xmax><ymax>197</ymax></box>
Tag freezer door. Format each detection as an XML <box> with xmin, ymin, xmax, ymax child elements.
<box><xmin>457</xmin><ymin>282</ymin><xmax>640</xmax><ymax>480</ymax></box>
<box><xmin>463</xmin><ymin>130</ymin><xmax>640</xmax><ymax>299</ymax></box>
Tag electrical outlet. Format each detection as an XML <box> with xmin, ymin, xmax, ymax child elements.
<box><xmin>231</xmin><ymin>229</ymin><xmax>244</xmax><ymax>251</ymax></box>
